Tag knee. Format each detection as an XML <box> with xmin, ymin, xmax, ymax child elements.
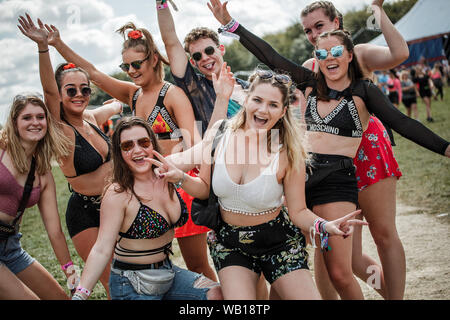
<box><xmin>327</xmin><ymin>266</ymin><xmax>355</xmax><ymax>291</ymax></box>
<box><xmin>370</xmin><ymin>228</ymin><xmax>400</xmax><ymax>249</ymax></box>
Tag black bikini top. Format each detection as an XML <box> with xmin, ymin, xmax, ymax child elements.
<box><xmin>304</xmin><ymin>86</ymin><xmax>363</xmax><ymax>138</ymax></box>
<box><xmin>64</xmin><ymin>120</ymin><xmax>111</xmax><ymax>178</ymax></box>
<box><xmin>118</xmin><ymin>190</ymin><xmax>188</xmax><ymax>240</ymax></box>
<box><xmin>132</xmin><ymin>82</ymin><xmax>182</xmax><ymax>140</ymax></box>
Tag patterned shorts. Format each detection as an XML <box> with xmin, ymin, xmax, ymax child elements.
<box><xmin>354</xmin><ymin>116</ymin><xmax>402</xmax><ymax>192</ymax></box>
<box><xmin>207</xmin><ymin>208</ymin><xmax>309</xmax><ymax>284</ymax></box>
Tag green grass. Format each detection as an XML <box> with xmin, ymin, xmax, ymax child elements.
<box><xmin>19</xmin><ymin>86</ymin><xmax>449</xmax><ymax>300</ymax></box>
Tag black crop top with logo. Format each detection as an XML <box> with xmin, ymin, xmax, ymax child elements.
<box><xmin>132</xmin><ymin>82</ymin><xmax>182</xmax><ymax>140</ymax></box>
<box><xmin>231</xmin><ymin>24</ymin><xmax>449</xmax><ymax>155</ymax></box>
<box><xmin>64</xmin><ymin>120</ymin><xmax>111</xmax><ymax>178</ymax></box>
<box><xmin>114</xmin><ymin>190</ymin><xmax>188</xmax><ymax>258</ymax></box>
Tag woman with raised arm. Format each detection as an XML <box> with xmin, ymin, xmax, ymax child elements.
<box><xmin>151</xmin><ymin>62</ymin><xmax>366</xmax><ymax>300</ymax></box>
<box><xmin>71</xmin><ymin>117</ymin><xmax>222</xmax><ymax>301</ymax></box>
<box><xmin>41</xmin><ymin>19</ymin><xmax>217</xmax><ymax>284</ymax></box>
<box><xmin>18</xmin><ymin>14</ymin><xmax>123</xmax><ymax>298</ymax></box>
<box><xmin>208</xmin><ymin>0</ymin><xmax>450</xmax><ymax>300</ymax></box>
<box><xmin>0</xmin><ymin>93</ymin><xmax>78</xmax><ymax>300</ymax></box>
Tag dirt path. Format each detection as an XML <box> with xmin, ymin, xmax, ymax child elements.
<box><xmin>173</xmin><ymin>203</ymin><xmax>450</xmax><ymax>300</ymax></box>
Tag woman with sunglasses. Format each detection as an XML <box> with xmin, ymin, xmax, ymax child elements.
<box><xmin>70</xmin><ymin>116</ymin><xmax>222</xmax><ymax>300</ymax></box>
<box><xmin>151</xmin><ymin>63</ymin><xmax>367</xmax><ymax>300</ymax></box>
<box><xmin>18</xmin><ymin>14</ymin><xmax>123</xmax><ymax>298</ymax></box>
<box><xmin>41</xmin><ymin>20</ymin><xmax>218</xmax><ymax>284</ymax></box>
<box><xmin>208</xmin><ymin>0</ymin><xmax>450</xmax><ymax>300</ymax></box>
<box><xmin>0</xmin><ymin>92</ymin><xmax>78</xmax><ymax>300</ymax></box>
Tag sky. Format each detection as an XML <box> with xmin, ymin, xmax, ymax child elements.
<box><xmin>0</xmin><ymin>0</ymin><xmax>378</xmax><ymax>124</ymax></box>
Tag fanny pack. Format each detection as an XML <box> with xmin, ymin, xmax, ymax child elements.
<box><xmin>112</xmin><ymin>258</ymin><xmax>175</xmax><ymax>296</ymax></box>
<box><xmin>0</xmin><ymin>157</ymin><xmax>36</xmax><ymax>240</ymax></box>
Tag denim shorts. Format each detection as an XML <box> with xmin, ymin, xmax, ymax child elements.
<box><xmin>0</xmin><ymin>233</ymin><xmax>35</xmax><ymax>274</ymax></box>
<box><xmin>109</xmin><ymin>259</ymin><xmax>212</xmax><ymax>300</ymax></box>
<box><xmin>207</xmin><ymin>208</ymin><xmax>309</xmax><ymax>284</ymax></box>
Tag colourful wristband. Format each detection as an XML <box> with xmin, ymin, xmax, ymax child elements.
<box><xmin>61</xmin><ymin>261</ymin><xmax>74</xmax><ymax>271</ymax></box>
<box><xmin>228</xmin><ymin>21</ymin><xmax>240</xmax><ymax>33</ymax></box>
<box><xmin>76</xmin><ymin>286</ymin><xmax>91</xmax><ymax>297</ymax></box>
<box><xmin>157</xmin><ymin>2</ymin><xmax>169</xmax><ymax>10</ymax></box>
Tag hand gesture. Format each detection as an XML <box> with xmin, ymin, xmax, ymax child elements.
<box><xmin>17</xmin><ymin>13</ymin><xmax>48</xmax><ymax>45</ymax></box>
<box><xmin>147</xmin><ymin>150</ymin><xmax>185</xmax><ymax>184</ymax></box>
<box><xmin>43</xmin><ymin>23</ymin><xmax>61</xmax><ymax>47</ymax></box>
<box><xmin>212</xmin><ymin>62</ymin><xmax>235</xmax><ymax>101</ymax></box>
<box><xmin>324</xmin><ymin>209</ymin><xmax>367</xmax><ymax>237</ymax></box>
<box><xmin>207</xmin><ymin>0</ymin><xmax>232</xmax><ymax>25</ymax></box>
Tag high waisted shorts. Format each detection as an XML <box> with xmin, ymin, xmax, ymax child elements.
<box><xmin>207</xmin><ymin>208</ymin><xmax>309</xmax><ymax>284</ymax></box>
<box><xmin>305</xmin><ymin>153</ymin><xmax>358</xmax><ymax>209</ymax></box>
<box><xmin>354</xmin><ymin>116</ymin><xmax>402</xmax><ymax>192</ymax></box>
<box><xmin>65</xmin><ymin>192</ymin><xmax>101</xmax><ymax>238</ymax></box>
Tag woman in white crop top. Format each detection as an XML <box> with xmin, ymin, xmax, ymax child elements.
<box><xmin>150</xmin><ymin>63</ymin><xmax>367</xmax><ymax>300</ymax></box>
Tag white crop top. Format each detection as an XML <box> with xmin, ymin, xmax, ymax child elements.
<box><xmin>211</xmin><ymin>129</ymin><xmax>284</xmax><ymax>216</ymax></box>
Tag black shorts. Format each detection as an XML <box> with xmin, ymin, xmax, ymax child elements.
<box><xmin>305</xmin><ymin>153</ymin><xmax>358</xmax><ymax>209</ymax></box>
<box><xmin>207</xmin><ymin>208</ymin><xmax>309</xmax><ymax>284</ymax></box>
<box><xmin>388</xmin><ymin>91</ymin><xmax>399</xmax><ymax>104</ymax></box>
<box><xmin>402</xmin><ymin>97</ymin><xmax>417</xmax><ymax>108</ymax></box>
<box><xmin>419</xmin><ymin>89</ymin><xmax>432</xmax><ymax>98</ymax></box>
<box><xmin>65</xmin><ymin>192</ymin><xmax>101</xmax><ymax>238</ymax></box>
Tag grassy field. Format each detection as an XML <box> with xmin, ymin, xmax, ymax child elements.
<box><xmin>19</xmin><ymin>87</ymin><xmax>449</xmax><ymax>300</ymax></box>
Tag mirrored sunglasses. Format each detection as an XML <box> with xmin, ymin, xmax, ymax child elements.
<box><xmin>120</xmin><ymin>137</ymin><xmax>152</xmax><ymax>152</ymax></box>
<box><xmin>256</xmin><ymin>70</ymin><xmax>291</xmax><ymax>84</ymax></box>
<box><xmin>315</xmin><ymin>45</ymin><xmax>344</xmax><ymax>60</ymax></box>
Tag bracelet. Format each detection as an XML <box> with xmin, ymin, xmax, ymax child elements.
<box><xmin>72</xmin><ymin>292</ymin><xmax>87</xmax><ymax>300</ymax></box>
<box><xmin>157</xmin><ymin>2</ymin><xmax>168</xmax><ymax>10</ymax></box>
<box><xmin>173</xmin><ymin>172</ymin><xmax>186</xmax><ymax>189</ymax></box>
<box><xmin>76</xmin><ymin>286</ymin><xmax>91</xmax><ymax>297</ymax></box>
<box><xmin>61</xmin><ymin>261</ymin><xmax>74</xmax><ymax>271</ymax></box>
<box><xmin>38</xmin><ymin>49</ymin><xmax>49</xmax><ymax>54</ymax></box>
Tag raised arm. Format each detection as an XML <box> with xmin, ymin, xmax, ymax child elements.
<box><xmin>355</xmin><ymin>0</ymin><xmax>409</xmax><ymax>73</ymax></box>
<box><xmin>156</xmin><ymin>3</ymin><xmax>189</xmax><ymax>78</ymax></box>
<box><xmin>360</xmin><ymin>81</ymin><xmax>449</xmax><ymax>156</ymax></box>
<box><xmin>18</xmin><ymin>14</ymin><xmax>61</xmax><ymax>121</ymax></box>
<box><xmin>207</xmin><ymin>0</ymin><xmax>315</xmax><ymax>87</ymax></box>
<box><xmin>43</xmin><ymin>23</ymin><xmax>138</xmax><ymax>105</ymax></box>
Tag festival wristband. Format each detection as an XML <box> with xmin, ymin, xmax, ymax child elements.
<box><xmin>61</xmin><ymin>261</ymin><xmax>73</xmax><ymax>271</ymax></box>
<box><xmin>157</xmin><ymin>2</ymin><xmax>168</xmax><ymax>10</ymax></box>
<box><xmin>38</xmin><ymin>48</ymin><xmax>49</xmax><ymax>54</ymax></box>
<box><xmin>76</xmin><ymin>286</ymin><xmax>91</xmax><ymax>297</ymax></box>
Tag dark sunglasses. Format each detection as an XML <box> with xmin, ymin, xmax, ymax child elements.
<box><xmin>256</xmin><ymin>70</ymin><xmax>291</xmax><ymax>84</ymax></box>
<box><xmin>119</xmin><ymin>56</ymin><xmax>149</xmax><ymax>72</ymax></box>
<box><xmin>315</xmin><ymin>45</ymin><xmax>344</xmax><ymax>60</ymax></box>
<box><xmin>120</xmin><ymin>137</ymin><xmax>152</xmax><ymax>152</ymax></box>
<box><xmin>66</xmin><ymin>87</ymin><xmax>92</xmax><ymax>98</ymax></box>
<box><xmin>191</xmin><ymin>46</ymin><xmax>217</xmax><ymax>62</ymax></box>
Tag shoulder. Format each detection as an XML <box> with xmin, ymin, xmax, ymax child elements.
<box><xmin>103</xmin><ymin>183</ymin><xmax>130</xmax><ymax>204</ymax></box>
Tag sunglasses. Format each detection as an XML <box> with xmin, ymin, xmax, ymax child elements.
<box><xmin>191</xmin><ymin>46</ymin><xmax>217</xmax><ymax>62</ymax></box>
<box><xmin>119</xmin><ymin>56</ymin><xmax>149</xmax><ymax>72</ymax></box>
<box><xmin>120</xmin><ymin>137</ymin><xmax>152</xmax><ymax>152</ymax></box>
<box><xmin>315</xmin><ymin>45</ymin><xmax>344</xmax><ymax>60</ymax></box>
<box><xmin>66</xmin><ymin>87</ymin><xmax>92</xmax><ymax>98</ymax></box>
<box><xmin>256</xmin><ymin>70</ymin><xmax>291</xmax><ymax>84</ymax></box>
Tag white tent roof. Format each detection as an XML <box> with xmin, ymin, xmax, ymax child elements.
<box><xmin>370</xmin><ymin>0</ymin><xmax>450</xmax><ymax>46</ymax></box>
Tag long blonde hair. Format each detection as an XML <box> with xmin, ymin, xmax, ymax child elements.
<box><xmin>0</xmin><ymin>94</ymin><xmax>71</xmax><ymax>175</ymax></box>
<box><xmin>229</xmin><ymin>71</ymin><xmax>309</xmax><ymax>172</ymax></box>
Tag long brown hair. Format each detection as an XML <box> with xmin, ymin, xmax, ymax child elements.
<box><xmin>108</xmin><ymin>116</ymin><xmax>174</xmax><ymax>200</ymax></box>
<box><xmin>116</xmin><ymin>22</ymin><xmax>169</xmax><ymax>82</ymax></box>
<box><xmin>315</xmin><ymin>30</ymin><xmax>365</xmax><ymax>101</ymax></box>
<box><xmin>0</xmin><ymin>93</ymin><xmax>71</xmax><ymax>175</ymax></box>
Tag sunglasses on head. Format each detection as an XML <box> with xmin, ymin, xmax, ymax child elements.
<box><xmin>120</xmin><ymin>137</ymin><xmax>152</xmax><ymax>152</ymax></box>
<box><xmin>119</xmin><ymin>56</ymin><xmax>149</xmax><ymax>72</ymax></box>
<box><xmin>191</xmin><ymin>46</ymin><xmax>217</xmax><ymax>62</ymax></box>
<box><xmin>66</xmin><ymin>87</ymin><xmax>92</xmax><ymax>98</ymax></box>
<box><xmin>315</xmin><ymin>45</ymin><xmax>344</xmax><ymax>60</ymax></box>
<box><xmin>256</xmin><ymin>70</ymin><xmax>291</xmax><ymax>85</ymax></box>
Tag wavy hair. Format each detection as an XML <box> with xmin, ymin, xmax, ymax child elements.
<box><xmin>0</xmin><ymin>93</ymin><xmax>71</xmax><ymax>175</ymax></box>
<box><xmin>116</xmin><ymin>22</ymin><xmax>169</xmax><ymax>82</ymax></box>
<box><xmin>108</xmin><ymin>116</ymin><xmax>175</xmax><ymax>201</ymax></box>
<box><xmin>229</xmin><ymin>71</ymin><xmax>309</xmax><ymax>173</ymax></box>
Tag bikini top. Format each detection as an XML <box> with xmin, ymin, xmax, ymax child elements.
<box><xmin>132</xmin><ymin>82</ymin><xmax>182</xmax><ymax>140</ymax></box>
<box><xmin>64</xmin><ymin>120</ymin><xmax>111</xmax><ymax>178</ymax></box>
<box><xmin>211</xmin><ymin>129</ymin><xmax>284</xmax><ymax>215</ymax></box>
<box><xmin>304</xmin><ymin>86</ymin><xmax>363</xmax><ymax>138</ymax></box>
<box><xmin>118</xmin><ymin>190</ymin><xmax>188</xmax><ymax>240</ymax></box>
<box><xmin>0</xmin><ymin>150</ymin><xmax>41</xmax><ymax>217</ymax></box>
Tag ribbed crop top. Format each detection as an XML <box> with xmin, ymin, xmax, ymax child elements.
<box><xmin>211</xmin><ymin>129</ymin><xmax>284</xmax><ymax>215</ymax></box>
<box><xmin>0</xmin><ymin>150</ymin><xmax>41</xmax><ymax>217</ymax></box>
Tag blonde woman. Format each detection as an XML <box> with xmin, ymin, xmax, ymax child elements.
<box><xmin>0</xmin><ymin>93</ymin><xmax>77</xmax><ymax>300</ymax></box>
